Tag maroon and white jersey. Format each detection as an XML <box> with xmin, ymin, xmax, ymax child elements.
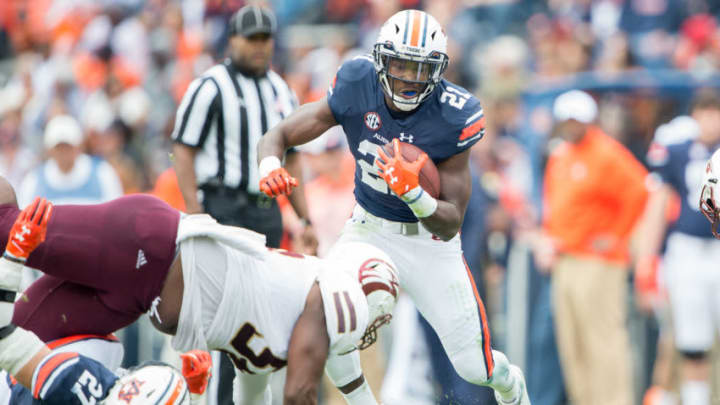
<box><xmin>172</xmin><ymin>214</ymin><xmax>367</xmax><ymax>375</ymax></box>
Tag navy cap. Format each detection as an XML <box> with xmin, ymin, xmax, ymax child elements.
<box><xmin>229</xmin><ymin>5</ymin><xmax>277</xmax><ymax>37</ymax></box>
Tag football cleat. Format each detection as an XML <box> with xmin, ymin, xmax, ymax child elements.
<box><xmin>494</xmin><ymin>365</ymin><xmax>531</xmax><ymax>405</ymax></box>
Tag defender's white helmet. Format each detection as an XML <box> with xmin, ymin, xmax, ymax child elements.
<box><xmin>701</xmin><ymin>149</ymin><xmax>720</xmax><ymax>239</ymax></box>
<box><xmin>329</xmin><ymin>242</ymin><xmax>399</xmax><ymax>351</ymax></box>
<box><xmin>104</xmin><ymin>364</ymin><xmax>189</xmax><ymax>404</ymax></box>
<box><xmin>373</xmin><ymin>9</ymin><xmax>448</xmax><ymax>111</ymax></box>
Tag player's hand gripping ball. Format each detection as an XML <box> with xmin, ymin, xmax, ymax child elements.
<box><xmin>376</xmin><ymin>138</ymin><xmax>440</xmax><ymax>198</ymax></box>
<box><xmin>5</xmin><ymin>197</ymin><xmax>53</xmax><ymax>261</ymax></box>
<box><xmin>180</xmin><ymin>350</ymin><xmax>212</xmax><ymax>395</ymax></box>
<box><xmin>376</xmin><ymin>138</ymin><xmax>428</xmax><ymax>196</ymax></box>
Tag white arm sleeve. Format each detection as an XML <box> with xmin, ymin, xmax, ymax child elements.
<box><xmin>232</xmin><ymin>372</ymin><xmax>271</xmax><ymax>405</ymax></box>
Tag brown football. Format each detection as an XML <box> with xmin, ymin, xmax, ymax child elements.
<box><xmin>381</xmin><ymin>141</ymin><xmax>440</xmax><ymax>198</ymax></box>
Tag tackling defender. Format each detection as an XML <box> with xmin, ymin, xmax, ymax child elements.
<box><xmin>0</xmin><ymin>179</ymin><xmax>399</xmax><ymax>404</ymax></box>
<box><xmin>258</xmin><ymin>9</ymin><xmax>529</xmax><ymax>405</ymax></box>
<box><xmin>0</xmin><ymin>198</ymin><xmax>209</xmax><ymax>404</ymax></box>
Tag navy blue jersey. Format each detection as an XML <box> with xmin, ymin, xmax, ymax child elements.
<box><xmin>327</xmin><ymin>55</ymin><xmax>485</xmax><ymax>222</ymax></box>
<box><xmin>647</xmin><ymin>140</ymin><xmax>717</xmax><ymax>238</ymax></box>
<box><xmin>8</xmin><ymin>352</ymin><xmax>117</xmax><ymax>405</ymax></box>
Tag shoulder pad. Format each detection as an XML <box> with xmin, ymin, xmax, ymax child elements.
<box><xmin>436</xmin><ymin>82</ymin><xmax>485</xmax><ymax>149</ymax></box>
<box><xmin>32</xmin><ymin>353</ymin><xmax>118</xmax><ymax>405</ymax></box>
<box><xmin>330</xmin><ymin>56</ymin><xmax>375</xmax><ymax>90</ymax></box>
<box><xmin>327</xmin><ymin>55</ymin><xmax>377</xmax><ymax>122</ymax></box>
<box><xmin>339</xmin><ymin>55</ymin><xmax>375</xmax><ymax>79</ymax></box>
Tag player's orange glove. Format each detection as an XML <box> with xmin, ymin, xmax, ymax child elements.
<box><xmin>5</xmin><ymin>197</ymin><xmax>53</xmax><ymax>261</ymax></box>
<box><xmin>180</xmin><ymin>350</ymin><xmax>212</xmax><ymax>395</ymax></box>
<box><xmin>259</xmin><ymin>168</ymin><xmax>298</xmax><ymax>198</ymax></box>
<box><xmin>376</xmin><ymin>138</ymin><xmax>429</xmax><ymax>197</ymax></box>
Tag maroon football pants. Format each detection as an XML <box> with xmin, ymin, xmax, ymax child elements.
<box><xmin>0</xmin><ymin>194</ymin><xmax>180</xmax><ymax>341</ymax></box>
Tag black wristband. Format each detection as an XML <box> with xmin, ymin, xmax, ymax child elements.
<box><xmin>0</xmin><ymin>324</ymin><xmax>16</xmax><ymax>340</ymax></box>
<box><xmin>2</xmin><ymin>253</ymin><xmax>25</xmax><ymax>265</ymax></box>
<box><xmin>0</xmin><ymin>289</ymin><xmax>15</xmax><ymax>303</ymax></box>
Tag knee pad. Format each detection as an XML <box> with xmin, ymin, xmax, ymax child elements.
<box><xmin>679</xmin><ymin>349</ymin><xmax>708</xmax><ymax>360</ymax></box>
<box><xmin>448</xmin><ymin>344</ymin><xmax>500</xmax><ymax>385</ymax></box>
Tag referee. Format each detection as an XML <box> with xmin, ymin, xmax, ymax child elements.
<box><xmin>171</xmin><ymin>5</ymin><xmax>317</xmax><ymax>404</ymax></box>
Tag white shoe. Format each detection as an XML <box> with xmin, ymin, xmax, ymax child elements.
<box><xmin>494</xmin><ymin>365</ymin><xmax>530</xmax><ymax>405</ymax></box>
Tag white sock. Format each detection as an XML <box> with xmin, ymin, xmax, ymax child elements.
<box><xmin>0</xmin><ymin>326</ymin><xmax>45</xmax><ymax>376</ymax></box>
<box><xmin>0</xmin><ymin>256</ymin><xmax>24</xmax><ymax>292</ymax></box>
<box><xmin>681</xmin><ymin>380</ymin><xmax>709</xmax><ymax>405</ymax></box>
<box><xmin>342</xmin><ymin>380</ymin><xmax>378</xmax><ymax>405</ymax></box>
<box><xmin>489</xmin><ymin>351</ymin><xmax>519</xmax><ymax>403</ymax></box>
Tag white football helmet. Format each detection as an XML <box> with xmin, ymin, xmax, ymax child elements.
<box><xmin>104</xmin><ymin>364</ymin><xmax>189</xmax><ymax>404</ymax></box>
<box><xmin>701</xmin><ymin>148</ymin><xmax>720</xmax><ymax>238</ymax></box>
<box><xmin>330</xmin><ymin>242</ymin><xmax>399</xmax><ymax>351</ymax></box>
<box><xmin>373</xmin><ymin>9</ymin><xmax>448</xmax><ymax>111</ymax></box>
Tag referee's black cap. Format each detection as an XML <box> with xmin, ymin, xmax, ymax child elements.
<box><xmin>229</xmin><ymin>5</ymin><xmax>277</xmax><ymax>37</ymax></box>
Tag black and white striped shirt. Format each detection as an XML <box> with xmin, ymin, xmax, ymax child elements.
<box><xmin>172</xmin><ymin>60</ymin><xmax>298</xmax><ymax>192</ymax></box>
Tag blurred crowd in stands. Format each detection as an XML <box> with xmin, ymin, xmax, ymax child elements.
<box><xmin>5</xmin><ymin>0</ymin><xmax>720</xmax><ymax>404</ymax></box>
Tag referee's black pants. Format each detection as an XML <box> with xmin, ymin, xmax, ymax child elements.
<box><xmin>201</xmin><ymin>187</ymin><xmax>282</xmax><ymax>404</ymax></box>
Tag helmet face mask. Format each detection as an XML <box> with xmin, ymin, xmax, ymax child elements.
<box><xmin>373</xmin><ymin>10</ymin><xmax>449</xmax><ymax>112</ymax></box>
<box><xmin>357</xmin><ymin>313</ymin><xmax>392</xmax><ymax>351</ymax></box>
<box><xmin>701</xmin><ymin>151</ymin><xmax>720</xmax><ymax>239</ymax></box>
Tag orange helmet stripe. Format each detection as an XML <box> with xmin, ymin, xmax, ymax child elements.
<box><xmin>410</xmin><ymin>10</ymin><xmax>422</xmax><ymax>47</ymax></box>
<box><xmin>164</xmin><ymin>377</ymin><xmax>186</xmax><ymax>405</ymax></box>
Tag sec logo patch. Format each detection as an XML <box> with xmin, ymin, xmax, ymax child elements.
<box><xmin>364</xmin><ymin>112</ymin><xmax>382</xmax><ymax>131</ymax></box>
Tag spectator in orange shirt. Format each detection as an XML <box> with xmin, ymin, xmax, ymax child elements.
<box><xmin>539</xmin><ymin>90</ymin><xmax>649</xmax><ymax>405</ymax></box>
<box><xmin>152</xmin><ymin>167</ymin><xmax>186</xmax><ymax>211</ymax></box>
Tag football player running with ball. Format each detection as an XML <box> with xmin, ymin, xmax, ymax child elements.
<box><xmin>258</xmin><ymin>9</ymin><xmax>529</xmax><ymax>405</ymax></box>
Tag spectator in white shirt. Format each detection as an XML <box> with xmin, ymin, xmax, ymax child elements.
<box><xmin>18</xmin><ymin>115</ymin><xmax>123</xmax><ymax>207</ymax></box>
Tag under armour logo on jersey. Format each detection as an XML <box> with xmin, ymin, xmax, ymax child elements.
<box><xmin>136</xmin><ymin>249</ymin><xmax>148</xmax><ymax>269</ymax></box>
<box><xmin>364</xmin><ymin>112</ymin><xmax>382</xmax><ymax>130</ymax></box>
<box><xmin>398</xmin><ymin>133</ymin><xmax>414</xmax><ymax>143</ymax></box>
